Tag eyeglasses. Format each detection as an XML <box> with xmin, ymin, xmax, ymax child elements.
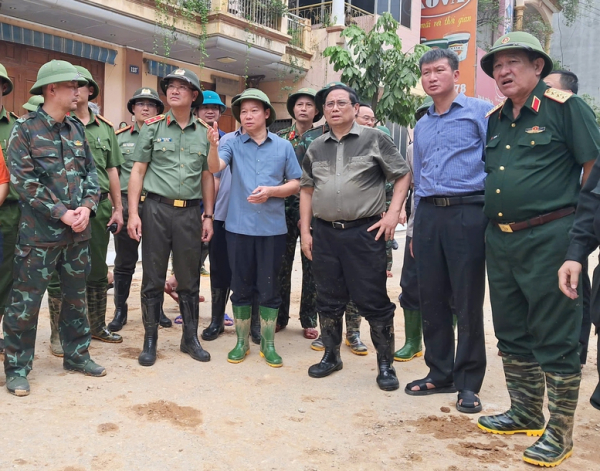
<box><xmin>324</xmin><ymin>100</ymin><xmax>355</xmax><ymax>110</ymax></box>
<box><xmin>357</xmin><ymin>115</ymin><xmax>376</xmax><ymax>123</ymax></box>
<box><xmin>134</xmin><ymin>102</ymin><xmax>158</xmax><ymax>108</ymax></box>
<box><xmin>167</xmin><ymin>84</ymin><xmax>191</xmax><ymax>92</ymax></box>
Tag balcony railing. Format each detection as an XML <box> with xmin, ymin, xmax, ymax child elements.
<box><xmin>286</xmin><ymin>12</ymin><xmax>308</xmax><ymax>48</ymax></box>
<box><xmin>226</xmin><ymin>0</ymin><xmax>284</xmax><ymax>30</ymax></box>
<box><xmin>290</xmin><ymin>1</ymin><xmax>373</xmax><ymax>27</ymax></box>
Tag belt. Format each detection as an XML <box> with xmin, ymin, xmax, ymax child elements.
<box><xmin>121</xmin><ymin>191</ymin><xmax>146</xmax><ymax>202</ymax></box>
<box><xmin>423</xmin><ymin>195</ymin><xmax>485</xmax><ymax>207</ymax></box>
<box><xmin>492</xmin><ymin>207</ymin><xmax>576</xmax><ymax>233</ymax></box>
<box><xmin>318</xmin><ymin>216</ymin><xmax>380</xmax><ymax>230</ymax></box>
<box><xmin>146</xmin><ymin>192</ymin><xmax>200</xmax><ymax>208</ymax></box>
<box><xmin>100</xmin><ymin>192</ymin><xmax>109</xmax><ymax>202</ymax></box>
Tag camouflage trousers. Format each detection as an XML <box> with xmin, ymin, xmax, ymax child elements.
<box><xmin>3</xmin><ymin>242</ymin><xmax>92</xmax><ymax>378</ymax></box>
<box><xmin>345</xmin><ymin>300</ymin><xmax>362</xmax><ymax>334</ymax></box>
<box><xmin>0</xmin><ymin>202</ymin><xmax>20</xmax><ymax>319</ymax></box>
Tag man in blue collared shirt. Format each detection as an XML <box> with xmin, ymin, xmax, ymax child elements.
<box><xmin>406</xmin><ymin>49</ymin><xmax>492</xmax><ymax>414</ymax></box>
<box><xmin>207</xmin><ymin>89</ymin><xmax>301</xmax><ymax>368</ymax></box>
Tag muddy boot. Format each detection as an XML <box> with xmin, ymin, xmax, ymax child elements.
<box><xmin>202</xmin><ymin>287</ymin><xmax>229</xmax><ymax>341</ymax></box>
<box><xmin>523</xmin><ymin>372</ymin><xmax>580</xmax><ymax>467</ymax></box>
<box><xmin>259</xmin><ymin>306</ymin><xmax>282</xmax><ymax>367</ymax></box>
<box><xmin>591</xmin><ymin>334</ymin><xmax>600</xmax><ymax>410</ymax></box>
<box><xmin>138</xmin><ymin>296</ymin><xmax>161</xmax><ymax>367</ymax></box>
<box><xmin>6</xmin><ymin>376</ymin><xmax>30</xmax><ymax>397</ymax></box>
<box><xmin>228</xmin><ymin>305</ymin><xmax>252</xmax><ymax>363</ymax></box>
<box><xmin>309</xmin><ymin>316</ymin><xmax>343</xmax><ymax>378</ymax></box>
<box><xmin>394</xmin><ymin>309</ymin><xmax>423</xmax><ymax>362</ymax></box>
<box><xmin>48</xmin><ymin>294</ymin><xmax>64</xmax><ymax>357</ymax></box>
<box><xmin>370</xmin><ymin>320</ymin><xmax>399</xmax><ymax>391</ymax></box>
<box><xmin>250</xmin><ymin>297</ymin><xmax>261</xmax><ymax>345</ymax></box>
<box><xmin>88</xmin><ymin>285</ymin><xmax>122</xmax><ymax>343</ymax></box>
<box><xmin>345</xmin><ymin>301</ymin><xmax>368</xmax><ymax>355</ymax></box>
<box><xmin>478</xmin><ymin>355</ymin><xmax>546</xmax><ymax>436</ymax></box>
<box><xmin>108</xmin><ymin>274</ymin><xmax>131</xmax><ymax>332</ymax></box>
<box><xmin>179</xmin><ymin>293</ymin><xmax>210</xmax><ymax>362</ymax></box>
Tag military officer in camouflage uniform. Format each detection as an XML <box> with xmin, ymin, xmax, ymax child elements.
<box><xmin>0</xmin><ymin>63</ymin><xmax>20</xmax><ymax>353</ymax></box>
<box><xmin>46</xmin><ymin>66</ymin><xmax>124</xmax><ymax>355</ymax></box>
<box><xmin>3</xmin><ymin>60</ymin><xmax>107</xmax><ymax>396</ymax></box>
<box><xmin>477</xmin><ymin>32</ymin><xmax>600</xmax><ymax>467</ymax></box>
<box><xmin>107</xmin><ymin>87</ymin><xmax>172</xmax><ymax>332</ymax></box>
<box><xmin>128</xmin><ymin>68</ymin><xmax>214</xmax><ymax>366</ymax></box>
<box><xmin>275</xmin><ymin>87</ymin><xmax>321</xmax><ymax>339</ymax></box>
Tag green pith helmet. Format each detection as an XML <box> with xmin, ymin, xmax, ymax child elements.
<box><xmin>376</xmin><ymin>125</ymin><xmax>391</xmax><ymax>137</ymax></box>
<box><xmin>23</xmin><ymin>95</ymin><xmax>44</xmax><ymax>112</ymax></box>
<box><xmin>74</xmin><ymin>66</ymin><xmax>100</xmax><ymax>100</ymax></box>
<box><xmin>480</xmin><ymin>32</ymin><xmax>553</xmax><ymax>79</ymax></box>
<box><xmin>127</xmin><ymin>87</ymin><xmax>164</xmax><ymax>115</ymax></box>
<box><xmin>286</xmin><ymin>87</ymin><xmax>322</xmax><ymax>122</ymax></box>
<box><xmin>231</xmin><ymin>88</ymin><xmax>276</xmax><ymax>126</ymax></box>
<box><xmin>30</xmin><ymin>60</ymin><xmax>88</xmax><ymax>95</ymax></box>
<box><xmin>416</xmin><ymin>96</ymin><xmax>434</xmax><ymax>120</ymax></box>
<box><xmin>159</xmin><ymin>68</ymin><xmax>203</xmax><ymax>107</ymax></box>
<box><xmin>315</xmin><ymin>81</ymin><xmax>357</xmax><ymax>114</ymax></box>
<box><xmin>200</xmin><ymin>90</ymin><xmax>226</xmax><ymax>113</ymax></box>
<box><xmin>0</xmin><ymin>63</ymin><xmax>14</xmax><ymax>96</ymax></box>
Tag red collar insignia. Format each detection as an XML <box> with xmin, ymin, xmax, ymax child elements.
<box><xmin>531</xmin><ymin>96</ymin><xmax>541</xmax><ymax>113</ymax></box>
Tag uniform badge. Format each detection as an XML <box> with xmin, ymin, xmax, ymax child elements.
<box><xmin>289</xmin><ymin>131</ymin><xmax>296</xmax><ymax>140</ymax></box>
<box><xmin>122</xmin><ymin>142</ymin><xmax>135</xmax><ymax>147</ymax></box>
<box><xmin>525</xmin><ymin>126</ymin><xmax>545</xmax><ymax>134</ymax></box>
<box><xmin>174</xmin><ymin>69</ymin><xmax>186</xmax><ymax>75</ymax></box>
<box><xmin>141</xmin><ymin>88</ymin><xmax>152</xmax><ymax>95</ymax></box>
<box><xmin>531</xmin><ymin>96</ymin><xmax>541</xmax><ymax>113</ymax></box>
<box><xmin>501</xmin><ymin>36</ymin><xmax>510</xmax><ymax>44</ymax></box>
<box><xmin>74</xmin><ymin>140</ymin><xmax>83</xmax><ymax>146</ymax></box>
<box><xmin>155</xmin><ymin>138</ymin><xmax>173</xmax><ymax>143</ymax></box>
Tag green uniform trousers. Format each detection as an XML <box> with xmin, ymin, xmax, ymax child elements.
<box><xmin>3</xmin><ymin>242</ymin><xmax>93</xmax><ymax>378</ymax></box>
<box><xmin>0</xmin><ymin>202</ymin><xmax>20</xmax><ymax>315</ymax></box>
<box><xmin>486</xmin><ymin>215</ymin><xmax>582</xmax><ymax>374</ymax></box>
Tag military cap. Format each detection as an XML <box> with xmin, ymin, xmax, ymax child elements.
<box><xmin>30</xmin><ymin>60</ymin><xmax>88</xmax><ymax>95</ymax></box>
<box><xmin>231</xmin><ymin>88</ymin><xmax>276</xmax><ymax>126</ymax></box>
<box><xmin>416</xmin><ymin>96</ymin><xmax>434</xmax><ymax>120</ymax></box>
<box><xmin>286</xmin><ymin>87</ymin><xmax>322</xmax><ymax>122</ymax></box>
<box><xmin>159</xmin><ymin>68</ymin><xmax>203</xmax><ymax>107</ymax></box>
<box><xmin>200</xmin><ymin>90</ymin><xmax>226</xmax><ymax>113</ymax></box>
<box><xmin>376</xmin><ymin>125</ymin><xmax>391</xmax><ymax>137</ymax></box>
<box><xmin>23</xmin><ymin>95</ymin><xmax>44</xmax><ymax>112</ymax></box>
<box><xmin>127</xmin><ymin>87</ymin><xmax>164</xmax><ymax>115</ymax></box>
<box><xmin>314</xmin><ymin>81</ymin><xmax>358</xmax><ymax>114</ymax></box>
<box><xmin>74</xmin><ymin>66</ymin><xmax>100</xmax><ymax>100</ymax></box>
<box><xmin>0</xmin><ymin>63</ymin><xmax>14</xmax><ymax>96</ymax></box>
<box><xmin>480</xmin><ymin>32</ymin><xmax>553</xmax><ymax>79</ymax></box>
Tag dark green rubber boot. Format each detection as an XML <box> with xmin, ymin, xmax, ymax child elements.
<box><xmin>345</xmin><ymin>300</ymin><xmax>368</xmax><ymax>355</ymax></box>
<box><xmin>228</xmin><ymin>304</ymin><xmax>252</xmax><ymax>363</ymax></box>
<box><xmin>88</xmin><ymin>285</ymin><xmax>122</xmax><ymax>343</ymax></box>
<box><xmin>48</xmin><ymin>294</ymin><xmax>64</xmax><ymax>357</ymax></box>
<box><xmin>259</xmin><ymin>306</ymin><xmax>282</xmax><ymax>368</ymax></box>
<box><xmin>522</xmin><ymin>372</ymin><xmax>580</xmax><ymax>467</ymax></box>
<box><xmin>478</xmin><ymin>355</ymin><xmax>546</xmax><ymax>436</ymax></box>
<box><xmin>394</xmin><ymin>309</ymin><xmax>423</xmax><ymax>362</ymax></box>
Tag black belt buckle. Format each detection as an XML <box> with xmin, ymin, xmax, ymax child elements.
<box><xmin>433</xmin><ymin>197</ymin><xmax>450</xmax><ymax>207</ymax></box>
<box><xmin>332</xmin><ymin>221</ymin><xmax>346</xmax><ymax>229</ymax></box>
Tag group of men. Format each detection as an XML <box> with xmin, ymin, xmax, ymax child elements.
<box><xmin>0</xmin><ymin>30</ymin><xmax>599</xmax><ymax>469</ymax></box>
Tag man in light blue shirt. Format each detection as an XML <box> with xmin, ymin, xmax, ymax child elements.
<box><xmin>207</xmin><ymin>89</ymin><xmax>301</xmax><ymax>368</ymax></box>
<box><xmin>407</xmin><ymin>49</ymin><xmax>492</xmax><ymax>414</ymax></box>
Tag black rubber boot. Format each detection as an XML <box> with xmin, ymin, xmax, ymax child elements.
<box><xmin>308</xmin><ymin>315</ymin><xmax>343</xmax><ymax>378</ymax></box>
<box><xmin>108</xmin><ymin>274</ymin><xmax>131</xmax><ymax>332</ymax></box>
<box><xmin>202</xmin><ymin>287</ymin><xmax>229</xmax><ymax>341</ymax></box>
<box><xmin>370</xmin><ymin>321</ymin><xmax>400</xmax><ymax>391</ymax></box>
<box><xmin>138</xmin><ymin>296</ymin><xmax>162</xmax><ymax>367</ymax></box>
<box><xmin>250</xmin><ymin>296</ymin><xmax>261</xmax><ymax>345</ymax></box>
<box><xmin>159</xmin><ymin>307</ymin><xmax>172</xmax><ymax>328</ymax></box>
<box><xmin>591</xmin><ymin>332</ymin><xmax>600</xmax><ymax>410</ymax></box>
<box><xmin>179</xmin><ymin>293</ymin><xmax>211</xmax><ymax>362</ymax></box>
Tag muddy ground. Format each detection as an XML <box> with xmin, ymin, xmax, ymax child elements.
<box><xmin>0</xmin><ymin>234</ymin><xmax>598</xmax><ymax>471</ymax></box>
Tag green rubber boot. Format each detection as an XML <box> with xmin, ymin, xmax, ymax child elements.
<box><xmin>228</xmin><ymin>305</ymin><xmax>252</xmax><ymax>363</ymax></box>
<box><xmin>88</xmin><ymin>285</ymin><xmax>122</xmax><ymax>343</ymax></box>
<box><xmin>6</xmin><ymin>376</ymin><xmax>30</xmax><ymax>397</ymax></box>
<box><xmin>394</xmin><ymin>309</ymin><xmax>423</xmax><ymax>362</ymax></box>
<box><xmin>259</xmin><ymin>306</ymin><xmax>282</xmax><ymax>368</ymax></box>
<box><xmin>48</xmin><ymin>294</ymin><xmax>64</xmax><ymax>357</ymax></box>
<box><xmin>522</xmin><ymin>372</ymin><xmax>580</xmax><ymax>467</ymax></box>
<box><xmin>478</xmin><ymin>355</ymin><xmax>546</xmax><ymax>436</ymax></box>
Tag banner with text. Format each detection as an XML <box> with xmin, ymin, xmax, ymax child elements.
<box><xmin>420</xmin><ymin>0</ymin><xmax>479</xmax><ymax>97</ymax></box>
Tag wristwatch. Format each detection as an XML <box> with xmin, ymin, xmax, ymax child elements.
<box><xmin>202</xmin><ymin>214</ymin><xmax>215</xmax><ymax>220</ymax></box>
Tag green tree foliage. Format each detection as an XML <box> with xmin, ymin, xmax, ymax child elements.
<box><xmin>581</xmin><ymin>94</ymin><xmax>600</xmax><ymax>127</ymax></box>
<box><xmin>322</xmin><ymin>13</ymin><xmax>428</xmax><ymax>128</ymax></box>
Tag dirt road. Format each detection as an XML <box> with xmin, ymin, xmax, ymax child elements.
<box><xmin>1</xmin><ymin>235</ymin><xmax>598</xmax><ymax>470</ymax></box>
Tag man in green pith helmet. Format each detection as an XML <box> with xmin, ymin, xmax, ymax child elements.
<box><xmin>207</xmin><ymin>88</ymin><xmax>302</xmax><ymax>368</ymax></box>
<box><xmin>275</xmin><ymin>87</ymin><xmax>321</xmax><ymax>340</ymax></box>
<box><xmin>0</xmin><ymin>62</ymin><xmax>20</xmax><ymax>354</ymax></box>
<box><xmin>477</xmin><ymin>32</ymin><xmax>600</xmax><ymax>467</ymax></box>
<box><xmin>21</xmin><ymin>95</ymin><xmax>44</xmax><ymax>114</ymax></box>
<box><xmin>3</xmin><ymin>60</ymin><xmax>106</xmax><ymax>396</ymax></box>
<box><xmin>128</xmin><ymin>68</ymin><xmax>214</xmax><ymax>367</ymax></box>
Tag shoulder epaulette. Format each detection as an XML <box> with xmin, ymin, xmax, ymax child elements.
<box><xmin>96</xmin><ymin>114</ymin><xmax>114</xmax><ymax>127</ymax></box>
<box><xmin>145</xmin><ymin>114</ymin><xmax>165</xmax><ymax>125</ymax></box>
<box><xmin>544</xmin><ymin>88</ymin><xmax>573</xmax><ymax>104</ymax></box>
<box><xmin>10</xmin><ymin>111</ymin><xmax>19</xmax><ymax>120</ymax></box>
<box><xmin>115</xmin><ymin>125</ymin><xmax>133</xmax><ymax>135</ymax></box>
<box><xmin>485</xmin><ymin>101</ymin><xmax>505</xmax><ymax>118</ymax></box>
<box><xmin>197</xmin><ymin>117</ymin><xmax>210</xmax><ymax>130</ymax></box>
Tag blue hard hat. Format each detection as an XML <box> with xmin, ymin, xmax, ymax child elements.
<box><xmin>200</xmin><ymin>90</ymin><xmax>226</xmax><ymax>113</ymax></box>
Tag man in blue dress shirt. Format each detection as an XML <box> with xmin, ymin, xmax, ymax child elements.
<box><xmin>207</xmin><ymin>89</ymin><xmax>302</xmax><ymax>368</ymax></box>
<box><xmin>406</xmin><ymin>49</ymin><xmax>492</xmax><ymax>413</ymax></box>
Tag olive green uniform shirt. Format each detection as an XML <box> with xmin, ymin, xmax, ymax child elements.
<box><xmin>301</xmin><ymin>122</ymin><xmax>409</xmax><ymax>222</ymax></box>
<box><xmin>132</xmin><ymin>110</ymin><xmax>209</xmax><ymax>200</ymax></box>
<box><xmin>116</xmin><ymin>123</ymin><xmax>140</xmax><ymax>192</ymax></box>
<box><xmin>0</xmin><ymin>106</ymin><xmax>19</xmax><ymax>201</ymax></box>
<box><xmin>484</xmin><ymin>80</ymin><xmax>599</xmax><ymax>223</ymax></box>
<box><xmin>75</xmin><ymin>109</ymin><xmax>124</xmax><ymax>193</ymax></box>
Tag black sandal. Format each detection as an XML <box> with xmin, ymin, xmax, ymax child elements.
<box><xmin>456</xmin><ymin>390</ymin><xmax>482</xmax><ymax>413</ymax></box>
<box><xmin>405</xmin><ymin>377</ymin><xmax>457</xmax><ymax>396</ymax></box>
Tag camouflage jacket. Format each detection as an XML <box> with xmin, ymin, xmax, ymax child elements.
<box><xmin>7</xmin><ymin>107</ymin><xmax>100</xmax><ymax>246</ymax></box>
